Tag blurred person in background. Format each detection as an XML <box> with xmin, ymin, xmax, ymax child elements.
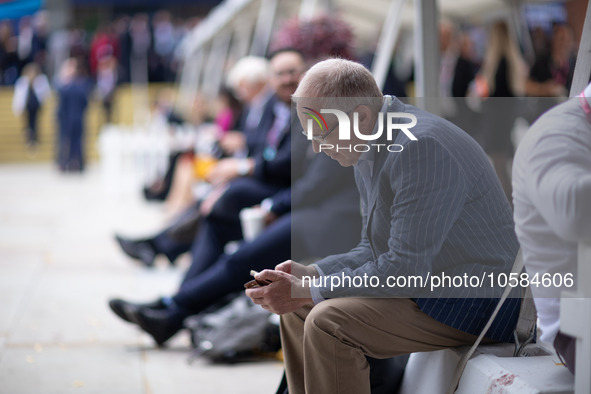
<box><xmin>526</xmin><ymin>23</ymin><xmax>576</xmax><ymax>98</ymax></box>
<box><xmin>30</xmin><ymin>11</ymin><xmax>49</xmax><ymax>70</ymax></box>
<box><xmin>439</xmin><ymin>20</ymin><xmax>459</xmax><ymax>100</ymax></box>
<box><xmin>12</xmin><ymin>62</ymin><xmax>51</xmax><ymax>149</ymax></box>
<box><xmin>142</xmin><ymin>56</ymin><xmax>268</xmax><ymax>204</ymax></box>
<box><xmin>474</xmin><ymin>20</ymin><xmax>528</xmax><ymax>205</ymax></box>
<box><xmin>56</xmin><ymin>57</ymin><xmax>91</xmax><ymax>172</ymax></box>
<box><xmin>216</xmin><ymin>55</ymin><xmax>272</xmax><ymax>157</ymax></box>
<box><xmin>116</xmin><ymin>50</ymin><xmax>294</xmax><ymax>267</ymax></box>
<box><xmin>96</xmin><ymin>54</ymin><xmax>118</xmax><ymax>125</ymax></box>
<box><xmin>530</xmin><ymin>26</ymin><xmax>550</xmax><ymax>60</ymax></box>
<box><xmin>452</xmin><ymin>31</ymin><xmax>479</xmax><ymax>98</ymax></box>
<box><xmin>213</xmin><ymin>86</ymin><xmax>243</xmax><ymax>139</ymax></box>
<box><xmin>15</xmin><ymin>12</ymin><xmax>48</xmax><ymax>73</ymax></box>
<box><xmin>89</xmin><ymin>23</ymin><xmax>119</xmax><ymax>78</ymax></box>
<box><xmin>449</xmin><ymin>30</ymin><xmax>480</xmax><ymax>138</ymax></box>
<box><xmin>0</xmin><ymin>20</ymin><xmax>19</xmax><ymax>85</ymax></box>
<box><xmin>129</xmin><ymin>13</ymin><xmax>151</xmax><ymax>85</ymax></box>
<box><xmin>17</xmin><ymin>16</ymin><xmax>33</xmax><ymax>72</ymax></box>
<box><xmin>114</xmin><ymin>15</ymin><xmax>131</xmax><ymax>83</ymax></box>
<box><xmin>151</xmin><ymin>10</ymin><xmax>176</xmax><ymax>82</ymax></box>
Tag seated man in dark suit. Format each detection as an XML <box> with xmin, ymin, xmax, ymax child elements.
<box><xmin>247</xmin><ymin>59</ymin><xmax>521</xmax><ymax>394</ymax></box>
<box><xmin>109</xmin><ymin>135</ymin><xmax>362</xmax><ymax>345</ymax></box>
<box><xmin>115</xmin><ymin>49</ymin><xmax>306</xmax><ymax>267</ymax></box>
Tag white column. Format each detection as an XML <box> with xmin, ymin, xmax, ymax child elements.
<box><xmin>202</xmin><ymin>30</ymin><xmax>233</xmax><ymax>97</ymax></box>
<box><xmin>371</xmin><ymin>0</ymin><xmax>407</xmax><ymax>91</ymax></box>
<box><xmin>249</xmin><ymin>0</ymin><xmax>278</xmax><ymax>56</ymax></box>
<box><xmin>177</xmin><ymin>49</ymin><xmax>205</xmax><ymax>115</ymax></box>
<box><xmin>413</xmin><ymin>0</ymin><xmax>439</xmax><ymax>113</ymax></box>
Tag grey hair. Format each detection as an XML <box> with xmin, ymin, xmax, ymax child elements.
<box><xmin>226</xmin><ymin>56</ymin><xmax>269</xmax><ymax>90</ymax></box>
<box><xmin>293</xmin><ymin>58</ymin><xmax>383</xmax><ymax>111</ymax></box>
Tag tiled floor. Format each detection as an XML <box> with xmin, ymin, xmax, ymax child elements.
<box><xmin>0</xmin><ymin>163</ymin><xmax>283</xmax><ymax>393</ymax></box>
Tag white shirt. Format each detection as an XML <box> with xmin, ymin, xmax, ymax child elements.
<box><xmin>12</xmin><ymin>74</ymin><xmax>51</xmax><ymax>116</ymax></box>
<box><xmin>512</xmin><ymin>83</ymin><xmax>591</xmax><ymax>344</ymax></box>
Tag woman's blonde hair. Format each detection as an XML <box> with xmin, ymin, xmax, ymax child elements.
<box><xmin>480</xmin><ymin>21</ymin><xmax>527</xmax><ymax>96</ymax></box>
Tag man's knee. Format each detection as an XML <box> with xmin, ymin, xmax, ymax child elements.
<box><xmin>304</xmin><ymin>301</ymin><xmax>346</xmax><ymax>339</ymax></box>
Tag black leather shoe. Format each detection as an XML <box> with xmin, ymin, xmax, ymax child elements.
<box><xmin>108</xmin><ymin>298</ymin><xmax>166</xmax><ymax>324</ymax></box>
<box><xmin>128</xmin><ymin>306</ymin><xmax>187</xmax><ymax>346</ymax></box>
<box><xmin>115</xmin><ymin>235</ymin><xmax>156</xmax><ymax>267</ymax></box>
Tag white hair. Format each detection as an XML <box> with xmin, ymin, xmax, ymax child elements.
<box><xmin>226</xmin><ymin>56</ymin><xmax>269</xmax><ymax>90</ymax></box>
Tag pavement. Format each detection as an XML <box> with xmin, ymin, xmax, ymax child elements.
<box><xmin>0</xmin><ymin>163</ymin><xmax>284</xmax><ymax>394</ymax></box>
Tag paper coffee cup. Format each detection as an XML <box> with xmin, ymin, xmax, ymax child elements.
<box><xmin>239</xmin><ymin>207</ymin><xmax>266</xmax><ymax>241</ymax></box>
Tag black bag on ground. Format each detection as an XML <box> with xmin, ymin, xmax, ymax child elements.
<box><xmin>185</xmin><ymin>293</ymin><xmax>281</xmax><ymax>364</ymax></box>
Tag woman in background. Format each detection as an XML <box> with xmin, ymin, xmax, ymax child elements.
<box><xmin>12</xmin><ymin>62</ymin><xmax>51</xmax><ymax>149</ymax></box>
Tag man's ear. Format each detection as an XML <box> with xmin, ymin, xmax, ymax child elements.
<box><xmin>356</xmin><ymin>105</ymin><xmax>373</xmax><ymax>128</ymax></box>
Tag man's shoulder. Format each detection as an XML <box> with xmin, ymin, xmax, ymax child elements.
<box><xmin>518</xmin><ymin>98</ymin><xmax>585</xmax><ymax>155</ymax></box>
<box><xmin>388</xmin><ymin>99</ymin><xmax>471</xmax><ymax>141</ymax></box>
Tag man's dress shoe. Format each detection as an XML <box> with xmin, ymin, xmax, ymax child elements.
<box><xmin>108</xmin><ymin>298</ymin><xmax>166</xmax><ymax>324</ymax></box>
<box><xmin>115</xmin><ymin>235</ymin><xmax>156</xmax><ymax>267</ymax></box>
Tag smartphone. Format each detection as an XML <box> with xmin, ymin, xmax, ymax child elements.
<box><xmin>244</xmin><ymin>269</ymin><xmax>272</xmax><ymax>289</ymax></box>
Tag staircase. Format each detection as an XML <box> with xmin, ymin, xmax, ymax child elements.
<box><xmin>0</xmin><ymin>83</ymin><xmax>175</xmax><ymax>164</ymax></box>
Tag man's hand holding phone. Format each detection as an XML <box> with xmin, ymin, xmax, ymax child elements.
<box><xmin>243</xmin><ymin>270</ymin><xmax>272</xmax><ymax>289</ymax></box>
<box><xmin>245</xmin><ymin>261</ymin><xmax>317</xmax><ymax>315</ymax></box>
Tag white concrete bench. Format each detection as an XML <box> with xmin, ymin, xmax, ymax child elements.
<box><xmin>399</xmin><ymin>343</ymin><xmax>574</xmax><ymax>394</ymax></box>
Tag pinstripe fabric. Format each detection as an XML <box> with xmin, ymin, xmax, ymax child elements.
<box><xmin>314</xmin><ymin>97</ymin><xmax>520</xmax><ymax>343</ymax></box>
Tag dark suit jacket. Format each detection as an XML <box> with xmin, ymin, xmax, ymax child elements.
<box><xmin>239</xmin><ymin>94</ymin><xmax>292</xmax><ymax>187</ymax></box>
<box><xmin>243</xmin><ymin>93</ymin><xmax>276</xmax><ymax>157</ymax></box>
<box><xmin>314</xmin><ymin>96</ymin><xmax>521</xmax><ymax>343</ymax></box>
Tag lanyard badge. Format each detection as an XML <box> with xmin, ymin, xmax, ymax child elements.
<box><xmin>579</xmin><ymin>87</ymin><xmax>591</xmax><ymax>123</ymax></box>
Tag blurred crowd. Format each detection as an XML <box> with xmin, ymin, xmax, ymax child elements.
<box><xmin>3</xmin><ymin>10</ymin><xmax>200</xmax><ymax>171</ymax></box>
<box><xmin>437</xmin><ymin>20</ymin><xmax>577</xmax><ymax>203</ymax></box>
<box><xmin>0</xmin><ymin>10</ymin><xmax>199</xmax><ymax>86</ymax></box>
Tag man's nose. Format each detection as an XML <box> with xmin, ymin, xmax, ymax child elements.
<box><xmin>281</xmin><ymin>74</ymin><xmax>297</xmax><ymax>85</ymax></box>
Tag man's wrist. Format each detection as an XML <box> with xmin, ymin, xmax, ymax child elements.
<box><xmin>237</xmin><ymin>159</ymin><xmax>253</xmax><ymax>176</ymax></box>
<box><xmin>309</xmin><ymin>283</ymin><xmax>325</xmax><ymax>304</ymax></box>
<box><xmin>261</xmin><ymin>198</ymin><xmax>273</xmax><ymax>212</ymax></box>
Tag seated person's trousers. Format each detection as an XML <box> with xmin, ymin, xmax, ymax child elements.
<box><xmin>280</xmin><ymin>298</ymin><xmax>486</xmax><ymax>394</ymax></box>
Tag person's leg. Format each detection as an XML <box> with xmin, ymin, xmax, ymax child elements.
<box><xmin>68</xmin><ymin>124</ymin><xmax>83</xmax><ymax>171</ymax></box>
<box><xmin>280</xmin><ymin>305</ymin><xmax>312</xmax><ymax>394</ymax></box>
<box><xmin>113</xmin><ymin>214</ymin><xmax>290</xmax><ymax>345</ymax></box>
<box><xmin>174</xmin><ymin>177</ymin><xmax>282</xmax><ymax>279</ymax></box>
<box><xmin>116</xmin><ymin>202</ymin><xmax>199</xmax><ymax>266</ymax></box>
<box><xmin>149</xmin><ymin>201</ymin><xmax>201</xmax><ymax>263</ymax></box>
<box><xmin>207</xmin><ymin>177</ymin><xmax>281</xmax><ymax>223</ymax></box>
<box><xmin>178</xmin><ymin>217</ymin><xmax>235</xmax><ymax>286</ymax></box>
<box><xmin>281</xmin><ymin>298</ymin><xmax>484</xmax><ymax>394</ymax></box>
<box><xmin>57</xmin><ymin>122</ymin><xmax>69</xmax><ymax>170</ymax></box>
<box><xmin>27</xmin><ymin>106</ymin><xmax>39</xmax><ymax>145</ymax></box>
<box><xmin>174</xmin><ymin>214</ymin><xmax>291</xmax><ymax>311</ymax></box>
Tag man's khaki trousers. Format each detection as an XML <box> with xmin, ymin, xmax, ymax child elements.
<box><xmin>280</xmin><ymin>298</ymin><xmax>486</xmax><ymax>394</ymax></box>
